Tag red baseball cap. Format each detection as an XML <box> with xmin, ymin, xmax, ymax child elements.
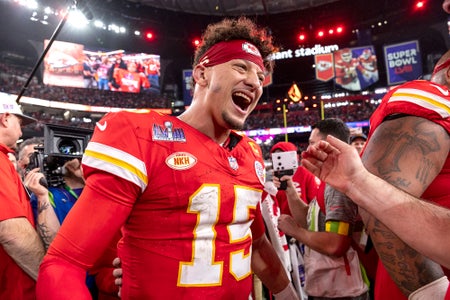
<box><xmin>270</xmin><ymin>141</ymin><xmax>297</xmax><ymax>154</ymax></box>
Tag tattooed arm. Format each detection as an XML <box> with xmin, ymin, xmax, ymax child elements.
<box><xmin>360</xmin><ymin>116</ymin><xmax>449</xmax><ymax>296</ymax></box>
<box><xmin>24</xmin><ymin>169</ymin><xmax>60</xmax><ymax>250</ymax></box>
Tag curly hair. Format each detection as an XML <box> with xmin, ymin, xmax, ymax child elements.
<box><xmin>192</xmin><ymin>17</ymin><xmax>277</xmax><ymax>74</ymax></box>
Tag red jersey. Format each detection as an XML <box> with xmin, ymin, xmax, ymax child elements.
<box><xmin>334</xmin><ymin>58</ymin><xmax>362</xmax><ymax>85</ymax></box>
<box><xmin>37</xmin><ymin>111</ymin><xmax>267</xmax><ymax>299</ymax></box>
<box><xmin>368</xmin><ymin>80</ymin><xmax>450</xmax><ymax>300</ymax></box>
<box><xmin>0</xmin><ymin>144</ymin><xmax>36</xmax><ymax>300</ymax></box>
<box><xmin>112</xmin><ymin>68</ymin><xmax>150</xmax><ymax>93</ymax></box>
<box><xmin>358</xmin><ymin>55</ymin><xmax>377</xmax><ymax>72</ymax></box>
<box><xmin>144</xmin><ymin>58</ymin><xmax>160</xmax><ymax>76</ymax></box>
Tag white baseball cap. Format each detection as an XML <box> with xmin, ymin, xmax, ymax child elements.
<box><xmin>0</xmin><ymin>95</ymin><xmax>37</xmax><ymax>125</ymax></box>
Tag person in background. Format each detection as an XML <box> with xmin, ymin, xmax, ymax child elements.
<box><xmin>334</xmin><ymin>48</ymin><xmax>362</xmax><ymax>91</ymax></box>
<box><xmin>277</xmin><ymin>118</ymin><xmax>370</xmax><ymax>300</ymax></box>
<box><xmin>83</xmin><ymin>55</ymin><xmax>96</xmax><ymax>89</ymax></box>
<box><xmin>17</xmin><ymin>137</ymin><xmax>43</xmax><ymax>179</ymax></box>
<box><xmin>29</xmin><ymin>157</ymin><xmax>120</xmax><ymax>299</ymax></box>
<box><xmin>357</xmin><ymin>49</ymin><xmax>378</xmax><ymax>84</ymax></box>
<box><xmin>97</xmin><ymin>56</ymin><xmax>111</xmax><ymax>91</ymax></box>
<box><xmin>143</xmin><ymin>56</ymin><xmax>161</xmax><ymax>91</ymax></box>
<box><xmin>302</xmin><ymin>48</ymin><xmax>450</xmax><ymax>300</ymax></box>
<box><xmin>37</xmin><ymin>16</ymin><xmax>298</xmax><ymax>300</ymax></box>
<box><xmin>30</xmin><ymin>158</ymin><xmax>85</xmax><ymax>224</ymax></box>
<box><xmin>107</xmin><ymin>54</ymin><xmax>128</xmax><ymax>90</ymax></box>
<box><xmin>0</xmin><ymin>97</ymin><xmax>59</xmax><ymax>299</ymax></box>
<box><xmin>110</xmin><ymin>61</ymin><xmax>150</xmax><ymax>93</ymax></box>
<box><xmin>270</xmin><ymin>141</ymin><xmax>319</xmax><ymax>213</ymax></box>
<box><xmin>349</xmin><ymin>133</ymin><xmax>367</xmax><ymax>155</ymax></box>
<box><xmin>8</xmin><ymin>151</ymin><xmax>18</xmax><ymax>171</ymax></box>
<box><xmin>261</xmin><ymin>141</ymin><xmax>318</xmax><ymax>299</ymax></box>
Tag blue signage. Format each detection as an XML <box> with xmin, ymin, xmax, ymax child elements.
<box><xmin>384</xmin><ymin>40</ymin><xmax>422</xmax><ymax>86</ymax></box>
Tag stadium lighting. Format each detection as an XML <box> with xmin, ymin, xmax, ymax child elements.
<box><xmin>67</xmin><ymin>9</ymin><xmax>89</xmax><ymax>28</ymax></box>
<box><xmin>17</xmin><ymin>0</ymin><xmax>38</xmax><ymax>10</ymax></box>
<box><xmin>145</xmin><ymin>31</ymin><xmax>155</xmax><ymax>41</ymax></box>
<box><xmin>94</xmin><ymin>20</ymin><xmax>106</xmax><ymax>29</ymax></box>
<box><xmin>298</xmin><ymin>33</ymin><xmax>306</xmax><ymax>41</ymax></box>
<box><xmin>415</xmin><ymin>1</ymin><xmax>425</xmax><ymax>9</ymax></box>
<box><xmin>192</xmin><ymin>38</ymin><xmax>201</xmax><ymax>46</ymax></box>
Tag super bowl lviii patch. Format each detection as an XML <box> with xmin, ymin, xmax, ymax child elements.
<box><xmin>152</xmin><ymin>121</ymin><xmax>186</xmax><ymax>142</ymax></box>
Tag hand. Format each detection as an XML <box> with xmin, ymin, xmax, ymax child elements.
<box><xmin>63</xmin><ymin>158</ymin><xmax>85</xmax><ymax>182</ymax></box>
<box><xmin>301</xmin><ymin>135</ymin><xmax>366</xmax><ymax>195</ymax></box>
<box><xmin>23</xmin><ymin>168</ymin><xmax>48</xmax><ymax>196</ymax></box>
<box><xmin>112</xmin><ymin>257</ymin><xmax>122</xmax><ymax>298</ymax></box>
<box><xmin>272</xmin><ymin>173</ymin><xmax>295</xmax><ymax>191</ymax></box>
<box><xmin>278</xmin><ymin>214</ymin><xmax>301</xmax><ymax>237</ymax></box>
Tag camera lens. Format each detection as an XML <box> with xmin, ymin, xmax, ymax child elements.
<box><xmin>57</xmin><ymin>138</ymin><xmax>80</xmax><ymax>155</ymax></box>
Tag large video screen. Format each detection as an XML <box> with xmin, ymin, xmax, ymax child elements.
<box><xmin>43</xmin><ymin>40</ymin><xmax>160</xmax><ymax>94</ymax></box>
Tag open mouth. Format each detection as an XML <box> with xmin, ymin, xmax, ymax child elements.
<box><xmin>232</xmin><ymin>92</ymin><xmax>252</xmax><ymax>111</ymax></box>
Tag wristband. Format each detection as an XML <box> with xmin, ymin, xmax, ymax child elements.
<box><xmin>273</xmin><ymin>282</ymin><xmax>299</xmax><ymax>300</ymax></box>
<box><xmin>408</xmin><ymin>276</ymin><xmax>449</xmax><ymax>300</ymax></box>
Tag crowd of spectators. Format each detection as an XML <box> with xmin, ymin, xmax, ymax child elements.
<box><xmin>0</xmin><ymin>61</ymin><xmax>379</xmax><ymax>137</ymax></box>
<box><xmin>0</xmin><ymin>62</ymin><xmax>168</xmax><ymax>109</ymax></box>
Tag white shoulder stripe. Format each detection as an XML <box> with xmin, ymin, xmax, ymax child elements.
<box><xmin>389</xmin><ymin>87</ymin><xmax>450</xmax><ymax>118</ymax></box>
<box><xmin>83</xmin><ymin>142</ymin><xmax>148</xmax><ymax>192</ymax></box>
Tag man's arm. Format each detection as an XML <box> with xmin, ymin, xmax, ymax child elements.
<box><xmin>359</xmin><ymin>116</ymin><xmax>447</xmax><ymax>296</ymax></box>
<box><xmin>251</xmin><ymin>234</ymin><xmax>298</xmax><ymax>299</ymax></box>
<box><xmin>36</xmin><ymin>175</ymin><xmax>134</xmax><ymax>299</ymax></box>
<box><xmin>302</xmin><ymin>133</ymin><xmax>450</xmax><ymax>270</ymax></box>
<box><xmin>0</xmin><ymin>217</ymin><xmax>45</xmax><ymax>280</ymax></box>
<box><xmin>24</xmin><ymin>168</ymin><xmax>60</xmax><ymax>249</ymax></box>
<box><xmin>273</xmin><ymin>175</ymin><xmax>308</xmax><ymax>228</ymax></box>
<box><xmin>278</xmin><ymin>215</ymin><xmax>351</xmax><ymax>257</ymax></box>
<box><xmin>302</xmin><ymin>116</ymin><xmax>450</xmax><ymax>296</ymax></box>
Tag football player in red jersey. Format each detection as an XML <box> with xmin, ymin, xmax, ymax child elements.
<box><xmin>358</xmin><ymin>48</ymin><xmax>378</xmax><ymax>84</ymax></box>
<box><xmin>301</xmin><ymin>49</ymin><xmax>450</xmax><ymax>299</ymax></box>
<box><xmin>36</xmin><ymin>17</ymin><xmax>298</xmax><ymax>300</ymax></box>
<box><xmin>334</xmin><ymin>48</ymin><xmax>362</xmax><ymax>91</ymax></box>
<box><xmin>110</xmin><ymin>61</ymin><xmax>150</xmax><ymax>93</ymax></box>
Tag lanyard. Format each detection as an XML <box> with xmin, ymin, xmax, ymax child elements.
<box><xmin>48</xmin><ymin>185</ymin><xmax>80</xmax><ymax>207</ymax></box>
<box><xmin>64</xmin><ymin>185</ymin><xmax>80</xmax><ymax>200</ymax></box>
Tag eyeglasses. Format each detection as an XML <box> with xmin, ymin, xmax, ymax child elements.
<box><xmin>432</xmin><ymin>57</ymin><xmax>450</xmax><ymax>75</ymax></box>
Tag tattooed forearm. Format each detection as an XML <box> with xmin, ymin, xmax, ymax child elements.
<box><xmin>37</xmin><ymin>201</ymin><xmax>57</xmax><ymax>250</ymax></box>
<box><xmin>38</xmin><ymin>201</ymin><xmax>51</xmax><ymax>214</ymax></box>
<box><xmin>363</xmin><ymin>213</ymin><xmax>444</xmax><ymax>296</ymax></box>
<box><xmin>37</xmin><ymin>222</ymin><xmax>55</xmax><ymax>250</ymax></box>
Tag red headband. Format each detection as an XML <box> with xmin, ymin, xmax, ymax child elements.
<box><xmin>432</xmin><ymin>57</ymin><xmax>450</xmax><ymax>75</ymax></box>
<box><xmin>198</xmin><ymin>40</ymin><xmax>265</xmax><ymax>71</ymax></box>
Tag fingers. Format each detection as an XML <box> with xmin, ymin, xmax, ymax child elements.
<box><xmin>24</xmin><ymin>169</ymin><xmax>44</xmax><ymax>186</ymax></box>
<box><xmin>112</xmin><ymin>256</ymin><xmax>123</xmax><ymax>291</ymax></box>
<box><xmin>300</xmin><ymin>158</ymin><xmax>320</xmax><ymax>177</ymax></box>
<box><xmin>325</xmin><ymin>135</ymin><xmax>349</xmax><ymax>152</ymax></box>
<box><xmin>112</xmin><ymin>257</ymin><xmax>121</xmax><ymax>267</ymax></box>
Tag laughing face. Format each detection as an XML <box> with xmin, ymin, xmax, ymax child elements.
<box><xmin>205</xmin><ymin>59</ymin><xmax>265</xmax><ymax>130</ymax></box>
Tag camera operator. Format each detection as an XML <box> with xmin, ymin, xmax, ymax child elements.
<box><xmin>0</xmin><ymin>97</ymin><xmax>59</xmax><ymax>299</ymax></box>
<box><xmin>28</xmin><ymin>144</ymin><xmax>120</xmax><ymax>299</ymax></box>
<box><xmin>17</xmin><ymin>137</ymin><xmax>43</xmax><ymax>179</ymax></box>
<box><xmin>30</xmin><ymin>158</ymin><xmax>85</xmax><ymax>224</ymax></box>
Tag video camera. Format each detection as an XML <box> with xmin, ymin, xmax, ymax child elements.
<box><xmin>27</xmin><ymin>124</ymin><xmax>92</xmax><ymax>188</ymax></box>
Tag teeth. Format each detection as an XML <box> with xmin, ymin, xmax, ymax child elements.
<box><xmin>233</xmin><ymin>92</ymin><xmax>251</xmax><ymax>102</ymax></box>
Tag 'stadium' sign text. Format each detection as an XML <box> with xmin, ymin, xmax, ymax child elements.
<box><xmin>270</xmin><ymin>44</ymin><xmax>339</xmax><ymax>61</ymax></box>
